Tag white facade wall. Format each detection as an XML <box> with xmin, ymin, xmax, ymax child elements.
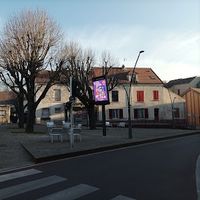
<box><xmin>35</xmin><ymin>83</ymin><xmax>185</xmax><ymax>123</ymax></box>
<box><xmin>35</xmin><ymin>84</ymin><xmax>69</xmax><ymax>123</ymax></box>
<box><xmin>98</xmin><ymin>84</ymin><xmax>185</xmax><ymax>121</ymax></box>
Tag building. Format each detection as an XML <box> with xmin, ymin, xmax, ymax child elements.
<box><xmin>165</xmin><ymin>76</ymin><xmax>200</xmax><ymax>95</ymax></box>
<box><xmin>93</xmin><ymin>67</ymin><xmax>185</xmax><ymax>126</ymax></box>
<box><xmin>35</xmin><ymin>67</ymin><xmax>186</xmax><ymax>127</ymax></box>
<box><xmin>35</xmin><ymin>71</ymin><xmax>69</xmax><ymax>124</ymax></box>
<box><xmin>182</xmin><ymin>88</ymin><xmax>200</xmax><ymax>129</ymax></box>
<box><xmin>0</xmin><ymin>91</ymin><xmax>16</xmax><ymax>124</ymax></box>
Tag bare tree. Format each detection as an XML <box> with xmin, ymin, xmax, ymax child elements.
<box><xmin>62</xmin><ymin>43</ymin><xmax>121</xmax><ymax>129</ymax></box>
<box><xmin>0</xmin><ymin>9</ymin><xmax>64</xmax><ymax>132</ymax></box>
<box><xmin>0</xmin><ymin>68</ymin><xmax>26</xmax><ymax>128</ymax></box>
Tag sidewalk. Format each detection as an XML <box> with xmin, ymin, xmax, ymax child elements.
<box><xmin>0</xmin><ymin>124</ymin><xmax>199</xmax><ymax>172</ymax></box>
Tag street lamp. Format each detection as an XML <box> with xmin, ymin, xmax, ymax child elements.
<box><xmin>127</xmin><ymin>50</ymin><xmax>144</xmax><ymax>139</ymax></box>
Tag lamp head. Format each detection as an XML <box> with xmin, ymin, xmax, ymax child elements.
<box><xmin>139</xmin><ymin>50</ymin><xmax>144</xmax><ymax>54</ymax></box>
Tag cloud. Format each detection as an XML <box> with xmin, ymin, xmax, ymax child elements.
<box><xmin>63</xmin><ymin>25</ymin><xmax>200</xmax><ymax>81</ymax></box>
<box><xmin>142</xmin><ymin>32</ymin><xmax>200</xmax><ymax>81</ymax></box>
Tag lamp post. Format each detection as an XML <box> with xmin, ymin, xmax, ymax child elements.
<box><xmin>127</xmin><ymin>50</ymin><xmax>144</xmax><ymax>139</ymax></box>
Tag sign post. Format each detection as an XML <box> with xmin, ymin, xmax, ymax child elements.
<box><xmin>69</xmin><ymin>76</ymin><xmax>74</xmax><ymax>148</ymax></box>
<box><xmin>92</xmin><ymin>75</ymin><xmax>110</xmax><ymax>105</ymax></box>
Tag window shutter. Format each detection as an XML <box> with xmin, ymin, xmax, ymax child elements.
<box><xmin>141</xmin><ymin>91</ymin><xmax>144</xmax><ymax>101</ymax></box>
<box><xmin>153</xmin><ymin>90</ymin><xmax>159</xmax><ymax>100</ymax></box>
<box><xmin>137</xmin><ymin>91</ymin><xmax>144</xmax><ymax>102</ymax></box>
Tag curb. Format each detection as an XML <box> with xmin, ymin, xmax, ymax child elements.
<box><xmin>23</xmin><ymin>131</ymin><xmax>200</xmax><ymax>164</ymax></box>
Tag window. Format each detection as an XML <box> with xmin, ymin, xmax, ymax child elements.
<box><xmin>55</xmin><ymin>107</ymin><xmax>62</xmax><ymax>113</ymax></box>
<box><xmin>41</xmin><ymin>108</ymin><xmax>50</xmax><ymax>118</ymax></box>
<box><xmin>0</xmin><ymin>110</ymin><xmax>6</xmax><ymax>116</ymax></box>
<box><xmin>54</xmin><ymin>89</ymin><xmax>61</xmax><ymax>101</ymax></box>
<box><xmin>153</xmin><ymin>90</ymin><xmax>159</xmax><ymax>100</ymax></box>
<box><xmin>109</xmin><ymin>109</ymin><xmax>123</xmax><ymax>119</ymax></box>
<box><xmin>137</xmin><ymin>91</ymin><xmax>144</xmax><ymax>102</ymax></box>
<box><xmin>134</xmin><ymin>108</ymin><xmax>148</xmax><ymax>119</ymax></box>
<box><xmin>112</xmin><ymin>91</ymin><xmax>119</xmax><ymax>102</ymax></box>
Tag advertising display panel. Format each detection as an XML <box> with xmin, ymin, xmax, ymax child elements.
<box><xmin>92</xmin><ymin>76</ymin><xmax>110</xmax><ymax>105</ymax></box>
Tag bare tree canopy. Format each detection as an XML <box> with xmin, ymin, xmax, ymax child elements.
<box><xmin>0</xmin><ymin>9</ymin><xmax>64</xmax><ymax>132</ymax></box>
<box><xmin>61</xmin><ymin>42</ymin><xmax>121</xmax><ymax>129</ymax></box>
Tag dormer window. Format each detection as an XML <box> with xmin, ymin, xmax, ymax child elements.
<box><xmin>128</xmin><ymin>74</ymin><xmax>138</xmax><ymax>83</ymax></box>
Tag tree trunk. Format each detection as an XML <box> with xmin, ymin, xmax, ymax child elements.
<box><xmin>25</xmin><ymin>102</ymin><xmax>36</xmax><ymax>133</ymax></box>
<box><xmin>87</xmin><ymin>104</ymin><xmax>96</xmax><ymax>129</ymax></box>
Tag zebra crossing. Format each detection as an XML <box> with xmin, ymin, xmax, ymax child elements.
<box><xmin>0</xmin><ymin>168</ymin><xmax>136</xmax><ymax>200</ymax></box>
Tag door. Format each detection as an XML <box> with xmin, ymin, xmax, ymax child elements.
<box><xmin>154</xmin><ymin>108</ymin><xmax>159</xmax><ymax>121</ymax></box>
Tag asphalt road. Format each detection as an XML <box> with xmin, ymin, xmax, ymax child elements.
<box><xmin>1</xmin><ymin>134</ymin><xmax>200</xmax><ymax>200</ymax></box>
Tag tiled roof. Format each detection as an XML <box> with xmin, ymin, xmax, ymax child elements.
<box><xmin>35</xmin><ymin>67</ymin><xmax>163</xmax><ymax>85</ymax></box>
<box><xmin>165</xmin><ymin>77</ymin><xmax>196</xmax><ymax>88</ymax></box>
<box><xmin>0</xmin><ymin>91</ymin><xmax>16</xmax><ymax>104</ymax></box>
<box><xmin>35</xmin><ymin>70</ymin><xmax>50</xmax><ymax>84</ymax></box>
<box><xmin>91</xmin><ymin>67</ymin><xmax>163</xmax><ymax>84</ymax></box>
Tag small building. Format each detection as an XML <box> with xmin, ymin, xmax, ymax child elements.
<box><xmin>165</xmin><ymin>76</ymin><xmax>200</xmax><ymax>96</ymax></box>
<box><xmin>92</xmin><ymin>67</ymin><xmax>186</xmax><ymax>127</ymax></box>
<box><xmin>183</xmin><ymin>88</ymin><xmax>200</xmax><ymax>129</ymax></box>
<box><xmin>0</xmin><ymin>91</ymin><xmax>16</xmax><ymax>124</ymax></box>
<box><xmin>35</xmin><ymin>67</ymin><xmax>186</xmax><ymax>127</ymax></box>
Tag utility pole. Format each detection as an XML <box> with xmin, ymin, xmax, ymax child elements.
<box><xmin>69</xmin><ymin>76</ymin><xmax>75</xmax><ymax>148</ymax></box>
<box><xmin>102</xmin><ymin>61</ymin><xmax>107</xmax><ymax>136</ymax></box>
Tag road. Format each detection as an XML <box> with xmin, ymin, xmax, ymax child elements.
<box><xmin>0</xmin><ymin>134</ymin><xmax>200</xmax><ymax>200</ymax></box>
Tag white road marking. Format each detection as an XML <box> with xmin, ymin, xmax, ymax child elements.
<box><xmin>0</xmin><ymin>168</ymin><xmax>42</xmax><ymax>183</ymax></box>
<box><xmin>37</xmin><ymin>184</ymin><xmax>99</xmax><ymax>200</ymax></box>
<box><xmin>111</xmin><ymin>195</ymin><xmax>136</xmax><ymax>200</ymax></box>
<box><xmin>0</xmin><ymin>175</ymin><xmax>66</xmax><ymax>199</ymax></box>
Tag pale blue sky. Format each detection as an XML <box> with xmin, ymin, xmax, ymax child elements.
<box><xmin>0</xmin><ymin>0</ymin><xmax>199</xmax><ymax>81</ymax></box>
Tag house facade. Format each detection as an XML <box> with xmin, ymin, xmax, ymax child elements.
<box><xmin>0</xmin><ymin>91</ymin><xmax>16</xmax><ymax>124</ymax></box>
<box><xmin>35</xmin><ymin>67</ymin><xmax>186</xmax><ymax>126</ymax></box>
<box><xmin>165</xmin><ymin>76</ymin><xmax>200</xmax><ymax>95</ymax></box>
<box><xmin>94</xmin><ymin>68</ymin><xmax>185</xmax><ymax>125</ymax></box>
<box><xmin>183</xmin><ymin>88</ymin><xmax>200</xmax><ymax>129</ymax></box>
<box><xmin>36</xmin><ymin>84</ymin><xmax>69</xmax><ymax>124</ymax></box>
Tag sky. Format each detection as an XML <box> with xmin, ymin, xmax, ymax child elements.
<box><xmin>0</xmin><ymin>0</ymin><xmax>199</xmax><ymax>82</ymax></box>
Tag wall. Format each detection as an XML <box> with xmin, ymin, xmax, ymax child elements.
<box><xmin>0</xmin><ymin>105</ymin><xmax>11</xmax><ymax>124</ymax></box>
<box><xmin>35</xmin><ymin>82</ymin><xmax>186</xmax><ymax>125</ymax></box>
<box><xmin>183</xmin><ymin>89</ymin><xmax>200</xmax><ymax>129</ymax></box>
<box><xmin>98</xmin><ymin>84</ymin><xmax>185</xmax><ymax>121</ymax></box>
<box><xmin>36</xmin><ymin>84</ymin><xmax>69</xmax><ymax>123</ymax></box>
